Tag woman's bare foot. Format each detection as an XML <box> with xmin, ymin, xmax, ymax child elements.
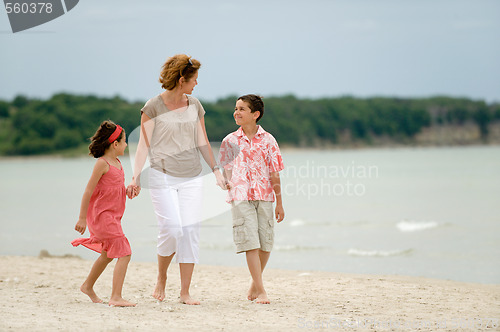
<box><xmin>247</xmin><ymin>281</ymin><xmax>258</xmax><ymax>301</ymax></box>
<box><xmin>255</xmin><ymin>292</ymin><xmax>270</xmax><ymax>304</ymax></box>
<box><xmin>180</xmin><ymin>294</ymin><xmax>200</xmax><ymax>305</ymax></box>
<box><xmin>109</xmin><ymin>297</ymin><xmax>136</xmax><ymax>307</ymax></box>
<box><xmin>152</xmin><ymin>277</ymin><xmax>166</xmax><ymax>301</ymax></box>
<box><xmin>80</xmin><ymin>284</ymin><xmax>103</xmax><ymax>303</ymax></box>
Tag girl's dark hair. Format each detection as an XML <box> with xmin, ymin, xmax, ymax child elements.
<box><xmin>237</xmin><ymin>94</ymin><xmax>264</xmax><ymax>122</ymax></box>
<box><xmin>88</xmin><ymin>120</ymin><xmax>124</xmax><ymax>158</ymax></box>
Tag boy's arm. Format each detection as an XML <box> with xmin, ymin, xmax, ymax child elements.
<box><xmin>270</xmin><ymin>171</ymin><xmax>284</xmax><ymax>223</ymax></box>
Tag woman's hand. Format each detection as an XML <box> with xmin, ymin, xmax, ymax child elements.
<box><xmin>126</xmin><ymin>179</ymin><xmax>141</xmax><ymax>199</ymax></box>
<box><xmin>213</xmin><ymin>169</ymin><xmax>229</xmax><ymax>190</ymax></box>
<box><xmin>75</xmin><ymin>218</ymin><xmax>87</xmax><ymax>235</ymax></box>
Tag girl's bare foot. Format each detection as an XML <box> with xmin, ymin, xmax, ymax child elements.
<box><xmin>109</xmin><ymin>297</ymin><xmax>136</xmax><ymax>307</ymax></box>
<box><xmin>255</xmin><ymin>292</ymin><xmax>270</xmax><ymax>304</ymax></box>
<box><xmin>180</xmin><ymin>294</ymin><xmax>200</xmax><ymax>305</ymax></box>
<box><xmin>152</xmin><ymin>277</ymin><xmax>166</xmax><ymax>301</ymax></box>
<box><xmin>80</xmin><ymin>284</ymin><xmax>103</xmax><ymax>303</ymax></box>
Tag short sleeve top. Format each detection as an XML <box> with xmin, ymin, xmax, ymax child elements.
<box><xmin>219</xmin><ymin>125</ymin><xmax>284</xmax><ymax>202</ymax></box>
<box><xmin>141</xmin><ymin>95</ymin><xmax>206</xmax><ymax>178</ymax></box>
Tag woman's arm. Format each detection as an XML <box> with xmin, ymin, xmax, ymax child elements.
<box><xmin>197</xmin><ymin>117</ymin><xmax>228</xmax><ymax>189</ymax></box>
<box><xmin>127</xmin><ymin>112</ymin><xmax>154</xmax><ymax>197</ymax></box>
<box><xmin>75</xmin><ymin>159</ymin><xmax>108</xmax><ymax>234</ymax></box>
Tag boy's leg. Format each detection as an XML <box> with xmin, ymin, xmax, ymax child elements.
<box><xmin>109</xmin><ymin>255</ymin><xmax>135</xmax><ymax>307</ymax></box>
<box><xmin>248</xmin><ymin>250</ymin><xmax>271</xmax><ymax>300</ymax></box>
<box><xmin>248</xmin><ymin>201</ymin><xmax>274</xmax><ymax>301</ymax></box>
<box><xmin>232</xmin><ymin>201</ymin><xmax>266</xmax><ymax>301</ymax></box>
<box><xmin>246</xmin><ymin>249</ymin><xmax>270</xmax><ymax>304</ymax></box>
<box><xmin>81</xmin><ymin>250</ymin><xmax>113</xmax><ymax>303</ymax></box>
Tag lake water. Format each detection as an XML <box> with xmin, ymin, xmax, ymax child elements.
<box><xmin>0</xmin><ymin>146</ymin><xmax>499</xmax><ymax>284</ymax></box>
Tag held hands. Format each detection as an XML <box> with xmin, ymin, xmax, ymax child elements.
<box><xmin>126</xmin><ymin>179</ymin><xmax>141</xmax><ymax>199</ymax></box>
<box><xmin>75</xmin><ymin>218</ymin><xmax>87</xmax><ymax>235</ymax></box>
<box><xmin>213</xmin><ymin>169</ymin><xmax>230</xmax><ymax>190</ymax></box>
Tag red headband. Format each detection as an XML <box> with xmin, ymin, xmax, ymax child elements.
<box><xmin>108</xmin><ymin>125</ymin><xmax>123</xmax><ymax>143</ymax></box>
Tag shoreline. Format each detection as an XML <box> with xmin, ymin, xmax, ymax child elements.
<box><xmin>1</xmin><ymin>255</ymin><xmax>499</xmax><ymax>331</ymax></box>
<box><xmin>10</xmin><ymin>251</ymin><xmax>500</xmax><ymax>286</ymax></box>
<box><xmin>0</xmin><ymin>142</ymin><xmax>499</xmax><ymax>161</ymax></box>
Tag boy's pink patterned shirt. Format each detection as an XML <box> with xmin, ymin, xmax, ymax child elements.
<box><xmin>219</xmin><ymin>126</ymin><xmax>284</xmax><ymax>203</ymax></box>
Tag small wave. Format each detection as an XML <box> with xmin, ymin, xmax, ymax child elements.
<box><xmin>348</xmin><ymin>248</ymin><xmax>413</xmax><ymax>257</ymax></box>
<box><xmin>200</xmin><ymin>243</ymin><xmax>324</xmax><ymax>251</ymax></box>
<box><xmin>289</xmin><ymin>219</ymin><xmax>306</xmax><ymax>227</ymax></box>
<box><xmin>274</xmin><ymin>244</ymin><xmax>324</xmax><ymax>251</ymax></box>
<box><xmin>397</xmin><ymin>220</ymin><xmax>439</xmax><ymax>232</ymax></box>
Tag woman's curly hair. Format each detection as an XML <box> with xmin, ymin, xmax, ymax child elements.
<box><xmin>159</xmin><ymin>54</ymin><xmax>201</xmax><ymax>90</ymax></box>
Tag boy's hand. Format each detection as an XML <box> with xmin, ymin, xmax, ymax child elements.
<box><xmin>275</xmin><ymin>204</ymin><xmax>285</xmax><ymax>223</ymax></box>
<box><xmin>75</xmin><ymin>218</ymin><xmax>87</xmax><ymax>235</ymax></box>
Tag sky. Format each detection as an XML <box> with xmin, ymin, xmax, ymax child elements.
<box><xmin>1</xmin><ymin>0</ymin><xmax>499</xmax><ymax>103</ymax></box>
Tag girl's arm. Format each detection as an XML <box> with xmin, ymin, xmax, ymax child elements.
<box><xmin>127</xmin><ymin>112</ymin><xmax>155</xmax><ymax>197</ymax></box>
<box><xmin>197</xmin><ymin>117</ymin><xmax>228</xmax><ymax>189</ymax></box>
<box><xmin>75</xmin><ymin>159</ymin><xmax>109</xmax><ymax>234</ymax></box>
<box><xmin>270</xmin><ymin>171</ymin><xmax>284</xmax><ymax>223</ymax></box>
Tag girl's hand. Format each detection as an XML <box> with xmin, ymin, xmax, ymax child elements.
<box><xmin>126</xmin><ymin>185</ymin><xmax>135</xmax><ymax>199</ymax></box>
<box><xmin>127</xmin><ymin>179</ymin><xmax>141</xmax><ymax>199</ymax></box>
<box><xmin>75</xmin><ymin>218</ymin><xmax>87</xmax><ymax>235</ymax></box>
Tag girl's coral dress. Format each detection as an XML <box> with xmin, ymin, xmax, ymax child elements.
<box><xmin>71</xmin><ymin>158</ymin><xmax>131</xmax><ymax>258</ymax></box>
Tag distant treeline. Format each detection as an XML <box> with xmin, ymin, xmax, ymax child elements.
<box><xmin>0</xmin><ymin>93</ymin><xmax>499</xmax><ymax>155</ymax></box>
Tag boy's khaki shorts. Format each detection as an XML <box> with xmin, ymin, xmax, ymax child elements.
<box><xmin>231</xmin><ymin>200</ymin><xmax>274</xmax><ymax>254</ymax></box>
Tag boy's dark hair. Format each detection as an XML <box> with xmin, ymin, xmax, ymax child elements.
<box><xmin>88</xmin><ymin>120</ymin><xmax>124</xmax><ymax>158</ymax></box>
<box><xmin>238</xmin><ymin>94</ymin><xmax>264</xmax><ymax>122</ymax></box>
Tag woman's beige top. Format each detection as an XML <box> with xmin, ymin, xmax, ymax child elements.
<box><xmin>141</xmin><ymin>94</ymin><xmax>206</xmax><ymax>178</ymax></box>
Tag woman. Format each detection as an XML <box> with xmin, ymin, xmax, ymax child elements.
<box><xmin>127</xmin><ymin>54</ymin><xmax>226</xmax><ymax>305</ymax></box>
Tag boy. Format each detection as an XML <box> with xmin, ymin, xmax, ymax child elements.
<box><xmin>219</xmin><ymin>94</ymin><xmax>284</xmax><ymax>304</ymax></box>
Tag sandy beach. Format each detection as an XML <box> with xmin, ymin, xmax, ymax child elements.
<box><xmin>0</xmin><ymin>255</ymin><xmax>499</xmax><ymax>331</ymax></box>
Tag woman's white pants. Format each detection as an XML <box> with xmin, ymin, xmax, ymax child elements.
<box><xmin>149</xmin><ymin>168</ymin><xmax>203</xmax><ymax>264</ymax></box>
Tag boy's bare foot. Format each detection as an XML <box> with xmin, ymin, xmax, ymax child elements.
<box><xmin>255</xmin><ymin>292</ymin><xmax>270</xmax><ymax>304</ymax></box>
<box><xmin>80</xmin><ymin>284</ymin><xmax>103</xmax><ymax>303</ymax></box>
<box><xmin>152</xmin><ymin>277</ymin><xmax>166</xmax><ymax>301</ymax></box>
<box><xmin>247</xmin><ymin>281</ymin><xmax>258</xmax><ymax>301</ymax></box>
<box><xmin>180</xmin><ymin>294</ymin><xmax>200</xmax><ymax>305</ymax></box>
<box><xmin>109</xmin><ymin>298</ymin><xmax>136</xmax><ymax>307</ymax></box>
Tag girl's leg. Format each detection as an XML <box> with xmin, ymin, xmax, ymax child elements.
<box><xmin>246</xmin><ymin>249</ymin><xmax>270</xmax><ymax>304</ymax></box>
<box><xmin>153</xmin><ymin>253</ymin><xmax>175</xmax><ymax>301</ymax></box>
<box><xmin>80</xmin><ymin>251</ymin><xmax>113</xmax><ymax>303</ymax></box>
<box><xmin>109</xmin><ymin>255</ymin><xmax>135</xmax><ymax>307</ymax></box>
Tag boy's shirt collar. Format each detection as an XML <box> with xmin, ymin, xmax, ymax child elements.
<box><xmin>236</xmin><ymin>125</ymin><xmax>266</xmax><ymax>139</ymax></box>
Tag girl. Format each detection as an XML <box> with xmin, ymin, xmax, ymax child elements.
<box><xmin>72</xmin><ymin>120</ymin><xmax>135</xmax><ymax>307</ymax></box>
